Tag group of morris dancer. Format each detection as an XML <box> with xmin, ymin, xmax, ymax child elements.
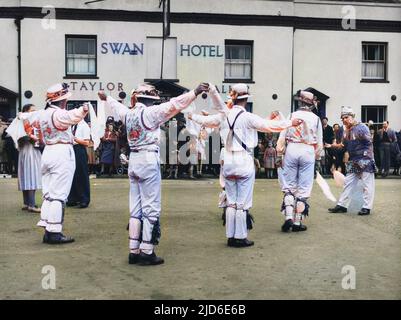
<box><xmin>17</xmin><ymin>81</ymin><xmax>376</xmax><ymax>266</ymax></box>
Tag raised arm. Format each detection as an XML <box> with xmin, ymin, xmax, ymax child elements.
<box><xmin>143</xmin><ymin>83</ymin><xmax>209</xmax><ymax>128</ymax></box>
<box><xmin>208</xmin><ymin>84</ymin><xmax>228</xmax><ymax>113</ymax></box>
<box><xmin>106</xmin><ymin>96</ymin><xmax>129</xmax><ymax>120</ymax></box>
<box><xmin>190</xmin><ymin>112</ymin><xmax>225</xmax><ymax>128</ymax></box>
<box><xmin>18</xmin><ymin>109</ymin><xmax>41</xmax><ymax>122</ymax></box>
<box><xmin>52</xmin><ymin>106</ymin><xmax>88</xmax><ymax>130</ymax></box>
<box><xmin>248</xmin><ymin>113</ymin><xmax>299</xmax><ymax>133</ymax></box>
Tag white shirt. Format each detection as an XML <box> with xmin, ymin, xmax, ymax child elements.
<box><xmin>73</xmin><ymin>120</ymin><xmax>91</xmax><ymax>145</ymax></box>
<box><xmin>193</xmin><ymin>105</ymin><xmax>293</xmax><ymax>152</ymax></box>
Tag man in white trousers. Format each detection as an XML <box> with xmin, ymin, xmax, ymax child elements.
<box><xmin>19</xmin><ymin>83</ymin><xmax>88</xmax><ymax>244</ymax></box>
<box><xmin>98</xmin><ymin>82</ymin><xmax>209</xmax><ymax>265</ymax></box>
<box><xmin>189</xmin><ymin>83</ymin><xmax>302</xmax><ymax>247</ymax></box>
<box><xmin>328</xmin><ymin>107</ymin><xmax>376</xmax><ymax>215</ymax></box>
<box><xmin>277</xmin><ymin>90</ymin><xmax>323</xmax><ymax>232</ymax></box>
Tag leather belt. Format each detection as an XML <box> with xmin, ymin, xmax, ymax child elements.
<box><xmin>46</xmin><ymin>142</ymin><xmax>72</xmax><ymax>145</ymax></box>
<box><xmin>130</xmin><ymin>149</ymin><xmax>158</xmax><ymax>153</ymax></box>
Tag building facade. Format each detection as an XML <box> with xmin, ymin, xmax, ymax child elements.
<box><xmin>0</xmin><ymin>0</ymin><xmax>400</xmax><ymax>128</ymax></box>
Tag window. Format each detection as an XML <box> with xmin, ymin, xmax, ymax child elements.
<box><xmin>224</xmin><ymin>40</ymin><xmax>253</xmax><ymax>82</ymax></box>
<box><xmin>66</xmin><ymin>35</ymin><xmax>97</xmax><ymax>77</ymax></box>
<box><xmin>361</xmin><ymin>105</ymin><xmax>387</xmax><ymax>124</ymax></box>
<box><xmin>362</xmin><ymin>42</ymin><xmax>387</xmax><ymax>81</ymax></box>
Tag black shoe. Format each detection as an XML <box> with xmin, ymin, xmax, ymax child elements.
<box><xmin>234</xmin><ymin>238</ymin><xmax>254</xmax><ymax>248</ymax></box>
<box><xmin>358</xmin><ymin>208</ymin><xmax>370</xmax><ymax>216</ymax></box>
<box><xmin>328</xmin><ymin>205</ymin><xmax>347</xmax><ymax>213</ymax></box>
<box><xmin>43</xmin><ymin>231</ymin><xmax>49</xmax><ymax>243</ymax></box>
<box><xmin>128</xmin><ymin>253</ymin><xmax>140</xmax><ymax>264</ymax></box>
<box><xmin>66</xmin><ymin>201</ymin><xmax>78</xmax><ymax>207</ymax></box>
<box><xmin>138</xmin><ymin>251</ymin><xmax>164</xmax><ymax>266</ymax></box>
<box><xmin>78</xmin><ymin>203</ymin><xmax>89</xmax><ymax>208</ymax></box>
<box><xmin>292</xmin><ymin>224</ymin><xmax>308</xmax><ymax>232</ymax></box>
<box><xmin>281</xmin><ymin>219</ymin><xmax>293</xmax><ymax>232</ymax></box>
<box><xmin>227</xmin><ymin>238</ymin><xmax>236</xmax><ymax>247</ymax></box>
<box><xmin>45</xmin><ymin>232</ymin><xmax>75</xmax><ymax>244</ymax></box>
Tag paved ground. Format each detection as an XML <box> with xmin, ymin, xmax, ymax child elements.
<box><xmin>0</xmin><ymin>177</ymin><xmax>400</xmax><ymax>300</ymax></box>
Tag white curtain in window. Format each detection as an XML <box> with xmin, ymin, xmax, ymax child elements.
<box><xmin>362</xmin><ymin>62</ymin><xmax>384</xmax><ymax>79</ymax></box>
<box><xmin>67</xmin><ymin>57</ymin><xmax>95</xmax><ymax>74</ymax></box>
<box><xmin>225</xmin><ymin>62</ymin><xmax>251</xmax><ymax>79</ymax></box>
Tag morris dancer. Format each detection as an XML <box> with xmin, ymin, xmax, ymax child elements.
<box><xmin>277</xmin><ymin>90</ymin><xmax>323</xmax><ymax>232</ymax></box>
<box><xmin>19</xmin><ymin>83</ymin><xmax>88</xmax><ymax>244</ymax></box>
<box><xmin>98</xmin><ymin>82</ymin><xmax>209</xmax><ymax>265</ymax></box>
<box><xmin>189</xmin><ymin>83</ymin><xmax>302</xmax><ymax>247</ymax></box>
<box><xmin>328</xmin><ymin>106</ymin><xmax>376</xmax><ymax>215</ymax></box>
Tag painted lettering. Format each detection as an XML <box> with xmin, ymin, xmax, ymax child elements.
<box><xmin>134</xmin><ymin>43</ymin><xmax>143</xmax><ymax>55</ymax></box>
<box><xmin>118</xmin><ymin>82</ymin><xmax>124</xmax><ymax>91</ymax></box>
<box><xmin>122</xmin><ymin>43</ymin><xmax>132</xmax><ymax>55</ymax></box>
<box><xmin>107</xmin><ymin>82</ymin><xmax>115</xmax><ymax>91</ymax></box>
<box><xmin>70</xmin><ymin>81</ymin><xmax>77</xmax><ymax>90</ymax></box>
<box><xmin>180</xmin><ymin>44</ymin><xmax>190</xmax><ymax>56</ymax></box>
<box><xmin>191</xmin><ymin>45</ymin><xmax>201</xmax><ymax>56</ymax></box>
<box><xmin>80</xmin><ymin>82</ymin><xmax>88</xmax><ymax>91</ymax></box>
<box><xmin>179</xmin><ymin>44</ymin><xmax>224</xmax><ymax>57</ymax></box>
<box><xmin>217</xmin><ymin>45</ymin><xmax>224</xmax><ymax>57</ymax></box>
<box><xmin>100</xmin><ymin>42</ymin><xmax>108</xmax><ymax>54</ymax></box>
<box><xmin>89</xmin><ymin>82</ymin><xmax>97</xmax><ymax>91</ymax></box>
<box><xmin>109</xmin><ymin>42</ymin><xmax>123</xmax><ymax>54</ymax></box>
<box><xmin>209</xmin><ymin>46</ymin><xmax>216</xmax><ymax>57</ymax></box>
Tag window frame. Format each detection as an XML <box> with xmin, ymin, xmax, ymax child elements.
<box><xmin>64</xmin><ymin>34</ymin><xmax>98</xmax><ymax>79</ymax></box>
<box><xmin>361</xmin><ymin>42</ymin><xmax>388</xmax><ymax>83</ymax></box>
<box><xmin>361</xmin><ymin>105</ymin><xmax>387</xmax><ymax>125</ymax></box>
<box><xmin>223</xmin><ymin>40</ymin><xmax>254</xmax><ymax>84</ymax></box>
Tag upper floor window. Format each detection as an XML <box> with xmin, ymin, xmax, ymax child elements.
<box><xmin>66</xmin><ymin>35</ymin><xmax>97</xmax><ymax>77</ymax></box>
<box><xmin>224</xmin><ymin>40</ymin><xmax>253</xmax><ymax>82</ymax></box>
<box><xmin>362</xmin><ymin>42</ymin><xmax>387</xmax><ymax>81</ymax></box>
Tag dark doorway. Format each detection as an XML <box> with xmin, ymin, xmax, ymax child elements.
<box><xmin>0</xmin><ymin>86</ymin><xmax>18</xmax><ymax>121</ymax></box>
<box><xmin>292</xmin><ymin>87</ymin><xmax>330</xmax><ymax>119</ymax></box>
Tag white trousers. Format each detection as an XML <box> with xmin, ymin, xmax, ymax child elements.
<box><xmin>37</xmin><ymin>144</ymin><xmax>76</xmax><ymax>233</ymax></box>
<box><xmin>128</xmin><ymin>151</ymin><xmax>161</xmax><ymax>252</ymax></box>
<box><xmin>281</xmin><ymin>143</ymin><xmax>315</xmax><ymax>199</ymax></box>
<box><xmin>337</xmin><ymin>172</ymin><xmax>375</xmax><ymax>210</ymax></box>
<box><xmin>223</xmin><ymin>150</ymin><xmax>255</xmax><ymax>239</ymax></box>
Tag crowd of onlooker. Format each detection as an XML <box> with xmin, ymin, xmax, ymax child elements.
<box><xmin>1</xmin><ymin>115</ymin><xmax>400</xmax><ymax>179</ymax></box>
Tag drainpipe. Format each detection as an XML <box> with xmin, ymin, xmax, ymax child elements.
<box><xmin>14</xmin><ymin>16</ymin><xmax>23</xmax><ymax>112</ymax></box>
<box><xmin>290</xmin><ymin>26</ymin><xmax>295</xmax><ymax>113</ymax></box>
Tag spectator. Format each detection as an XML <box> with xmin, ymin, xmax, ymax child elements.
<box><xmin>377</xmin><ymin>120</ymin><xmax>397</xmax><ymax>177</ymax></box>
<box><xmin>0</xmin><ymin>116</ymin><xmax>8</xmax><ymax>173</ymax></box>
<box><xmin>263</xmin><ymin>141</ymin><xmax>276</xmax><ymax>179</ymax></box>
<box><xmin>18</xmin><ymin>104</ymin><xmax>42</xmax><ymax>213</ymax></box>
<box><xmin>86</xmin><ymin>121</ymin><xmax>96</xmax><ymax>174</ymax></box>
<box><xmin>322</xmin><ymin>117</ymin><xmax>334</xmax><ymax>175</ymax></box>
<box><xmin>100</xmin><ymin>117</ymin><xmax>118</xmax><ymax>176</ymax></box>
<box><xmin>2</xmin><ymin>119</ymin><xmax>19</xmax><ymax>174</ymax></box>
<box><xmin>391</xmin><ymin>129</ymin><xmax>401</xmax><ymax>176</ymax></box>
<box><xmin>330</xmin><ymin>123</ymin><xmax>346</xmax><ymax>173</ymax></box>
<box><xmin>67</xmin><ymin>119</ymin><xmax>91</xmax><ymax>208</ymax></box>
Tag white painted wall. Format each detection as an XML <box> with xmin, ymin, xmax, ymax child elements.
<box><xmin>0</xmin><ymin>19</ymin><xmax>18</xmax><ymax>92</ymax></box>
<box><xmin>293</xmin><ymin>29</ymin><xmax>401</xmax><ymax>128</ymax></box>
<box><xmin>17</xmin><ymin>18</ymin><xmax>294</xmax><ymax>118</ymax></box>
